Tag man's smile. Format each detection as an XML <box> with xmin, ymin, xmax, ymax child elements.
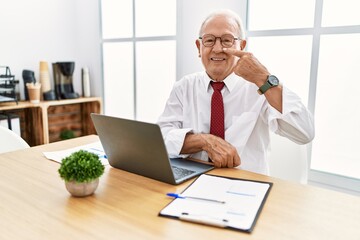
<box><xmin>210</xmin><ymin>57</ymin><xmax>226</xmax><ymax>61</ymax></box>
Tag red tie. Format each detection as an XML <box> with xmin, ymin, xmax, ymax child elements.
<box><xmin>210</xmin><ymin>81</ymin><xmax>225</xmax><ymax>139</ymax></box>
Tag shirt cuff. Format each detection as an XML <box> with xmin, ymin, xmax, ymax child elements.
<box><xmin>164</xmin><ymin>128</ymin><xmax>193</xmax><ymax>158</ymax></box>
<box><xmin>268</xmin><ymin>87</ymin><xmax>314</xmax><ymax>144</ymax></box>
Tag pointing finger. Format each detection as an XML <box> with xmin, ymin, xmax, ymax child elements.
<box><xmin>223</xmin><ymin>48</ymin><xmax>247</xmax><ymax>57</ymax></box>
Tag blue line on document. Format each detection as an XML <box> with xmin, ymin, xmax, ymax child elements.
<box><xmin>226</xmin><ymin>191</ymin><xmax>256</xmax><ymax>197</ymax></box>
<box><xmin>89</xmin><ymin>148</ymin><xmax>107</xmax><ymax>159</ymax></box>
<box><xmin>89</xmin><ymin>148</ymin><xmax>103</xmax><ymax>152</ymax></box>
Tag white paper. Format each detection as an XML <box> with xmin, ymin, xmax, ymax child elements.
<box><xmin>43</xmin><ymin>141</ymin><xmax>108</xmax><ymax>166</ymax></box>
<box><xmin>160</xmin><ymin>174</ymin><xmax>270</xmax><ymax>231</ymax></box>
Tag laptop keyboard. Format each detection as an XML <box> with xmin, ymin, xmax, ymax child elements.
<box><xmin>172</xmin><ymin>166</ymin><xmax>196</xmax><ymax>180</ymax></box>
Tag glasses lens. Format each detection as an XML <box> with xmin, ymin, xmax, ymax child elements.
<box><xmin>221</xmin><ymin>35</ymin><xmax>235</xmax><ymax>47</ymax></box>
<box><xmin>202</xmin><ymin>35</ymin><xmax>216</xmax><ymax>47</ymax></box>
<box><xmin>201</xmin><ymin>34</ymin><xmax>236</xmax><ymax>47</ymax></box>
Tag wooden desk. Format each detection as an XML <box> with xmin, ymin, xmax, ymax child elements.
<box><xmin>0</xmin><ymin>135</ymin><xmax>359</xmax><ymax>240</ymax></box>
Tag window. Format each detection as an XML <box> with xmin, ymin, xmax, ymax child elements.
<box><xmin>100</xmin><ymin>0</ymin><xmax>176</xmax><ymax>123</ymax></box>
<box><xmin>321</xmin><ymin>0</ymin><xmax>360</xmax><ymax>27</ymax></box>
<box><xmin>247</xmin><ymin>0</ymin><xmax>360</xmax><ymax>193</ymax></box>
<box><xmin>247</xmin><ymin>36</ymin><xmax>312</xmax><ymax>105</ymax></box>
<box><xmin>248</xmin><ymin>0</ymin><xmax>315</xmax><ymax>30</ymax></box>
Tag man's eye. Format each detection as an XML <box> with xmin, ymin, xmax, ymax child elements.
<box><xmin>204</xmin><ymin>39</ymin><xmax>215</xmax><ymax>43</ymax></box>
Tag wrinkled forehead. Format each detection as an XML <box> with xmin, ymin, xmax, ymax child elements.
<box><xmin>200</xmin><ymin>15</ymin><xmax>240</xmax><ymax>37</ymax></box>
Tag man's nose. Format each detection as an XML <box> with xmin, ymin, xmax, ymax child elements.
<box><xmin>213</xmin><ymin>38</ymin><xmax>223</xmax><ymax>52</ymax></box>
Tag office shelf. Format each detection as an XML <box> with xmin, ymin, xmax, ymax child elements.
<box><xmin>0</xmin><ymin>97</ymin><xmax>102</xmax><ymax>146</ymax></box>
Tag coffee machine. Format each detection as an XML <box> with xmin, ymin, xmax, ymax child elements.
<box><xmin>22</xmin><ymin>70</ymin><xmax>36</xmax><ymax>100</ymax></box>
<box><xmin>52</xmin><ymin>62</ymin><xmax>79</xmax><ymax>99</ymax></box>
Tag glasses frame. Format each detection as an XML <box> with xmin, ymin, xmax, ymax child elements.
<box><xmin>199</xmin><ymin>34</ymin><xmax>240</xmax><ymax>48</ymax></box>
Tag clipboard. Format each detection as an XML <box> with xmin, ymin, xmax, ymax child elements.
<box><xmin>159</xmin><ymin>174</ymin><xmax>272</xmax><ymax>233</ymax></box>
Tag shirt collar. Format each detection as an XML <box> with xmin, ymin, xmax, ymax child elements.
<box><xmin>203</xmin><ymin>72</ymin><xmax>239</xmax><ymax>93</ymax></box>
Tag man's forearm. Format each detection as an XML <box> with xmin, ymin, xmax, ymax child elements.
<box><xmin>180</xmin><ymin>132</ymin><xmax>231</xmax><ymax>155</ymax></box>
<box><xmin>181</xmin><ymin>133</ymin><xmax>241</xmax><ymax>168</ymax></box>
<box><xmin>264</xmin><ymin>84</ymin><xmax>283</xmax><ymax>113</ymax></box>
<box><xmin>180</xmin><ymin>133</ymin><xmax>207</xmax><ymax>154</ymax></box>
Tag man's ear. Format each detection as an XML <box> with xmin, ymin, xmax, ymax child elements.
<box><xmin>240</xmin><ymin>39</ymin><xmax>247</xmax><ymax>50</ymax></box>
<box><xmin>196</xmin><ymin>39</ymin><xmax>201</xmax><ymax>56</ymax></box>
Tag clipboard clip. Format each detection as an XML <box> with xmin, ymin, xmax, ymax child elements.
<box><xmin>180</xmin><ymin>212</ymin><xmax>229</xmax><ymax>228</ymax></box>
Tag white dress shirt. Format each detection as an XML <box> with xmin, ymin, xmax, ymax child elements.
<box><xmin>157</xmin><ymin>71</ymin><xmax>314</xmax><ymax>175</ymax></box>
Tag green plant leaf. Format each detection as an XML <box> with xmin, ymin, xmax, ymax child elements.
<box><xmin>58</xmin><ymin>150</ymin><xmax>105</xmax><ymax>183</ymax></box>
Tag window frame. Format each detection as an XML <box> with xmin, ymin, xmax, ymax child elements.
<box><xmin>246</xmin><ymin>0</ymin><xmax>360</xmax><ymax>194</ymax></box>
<box><xmin>99</xmin><ymin>0</ymin><xmax>177</xmax><ymax>120</ymax></box>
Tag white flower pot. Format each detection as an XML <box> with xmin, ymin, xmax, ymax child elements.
<box><xmin>65</xmin><ymin>178</ymin><xmax>99</xmax><ymax>197</ymax></box>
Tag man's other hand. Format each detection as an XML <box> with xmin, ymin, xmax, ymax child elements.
<box><xmin>202</xmin><ymin>134</ymin><xmax>241</xmax><ymax>168</ymax></box>
<box><xmin>223</xmin><ymin>48</ymin><xmax>269</xmax><ymax>87</ymax></box>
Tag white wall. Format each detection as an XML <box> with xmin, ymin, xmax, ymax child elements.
<box><xmin>1</xmin><ymin>0</ymin><xmax>307</xmax><ymax>183</ymax></box>
<box><xmin>0</xmin><ymin>0</ymin><xmax>102</xmax><ymax>99</ymax></box>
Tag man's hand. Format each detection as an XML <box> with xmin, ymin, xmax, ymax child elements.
<box><xmin>201</xmin><ymin>134</ymin><xmax>241</xmax><ymax>168</ymax></box>
<box><xmin>223</xmin><ymin>48</ymin><xmax>269</xmax><ymax>87</ymax></box>
<box><xmin>224</xmin><ymin>47</ymin><xmax>283</xmax><ymax>112</ymax></box>
<box><xmin>181</xmin><ymin>133</ymin><xmax>240</xmax><ymax>168</ymax></box>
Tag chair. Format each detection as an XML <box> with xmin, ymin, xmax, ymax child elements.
<box><xmin>268</xmin><ymin>133</ymin><xmax>308</xmax><ymax>184</ymax></box>
<box><xmin>0</xmin><ymin>125</ymin><xmax>30</xmax><ymax>154</ymax></box>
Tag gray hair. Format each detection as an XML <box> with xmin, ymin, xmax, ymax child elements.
<box><xmin>199</xmin><ymin>9</ymin><xmax>245</xmax><ymax>40</ymax></box>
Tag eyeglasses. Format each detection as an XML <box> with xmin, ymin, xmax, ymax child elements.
<box><xmin>199</xmin><ymin>34</ymin><xmax>239</xmax><ymax>48</ymax></box>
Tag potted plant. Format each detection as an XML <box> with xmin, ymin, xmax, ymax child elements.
<box><xmin>58</xmin><ymin>150</ymin><xmax>105</xmax><ymax>197</ymax></box>
<box><xmin>59</xmin><ymin>129</ymin><xmax>76</xmax><ymax>140</ymax></box>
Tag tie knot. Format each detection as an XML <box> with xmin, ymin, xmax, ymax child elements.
<box><xmin>211</xmin><ymin>81</ymin><xmax>225</xmax><ymax>91</ymax></box>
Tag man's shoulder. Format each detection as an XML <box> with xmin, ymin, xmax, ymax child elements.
<box><xmin>172</xmin><ymin>72</ymin><xmax>207</xmax><ymax>93</ymax></box>
<box><xmin>176</xmin><ymin>71</ymin><xmax>206</xmax><ymax>85</ymax></box>
<box><xmin>181</xmin><ymin>71</ymin><xmax>206</xmax><ymax>80</ymax></box>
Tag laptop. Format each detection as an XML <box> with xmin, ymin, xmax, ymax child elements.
<box><xmin>91</xmin><ymin>113</ymin><xmax>214</xmax><ymax>185</ymax></box>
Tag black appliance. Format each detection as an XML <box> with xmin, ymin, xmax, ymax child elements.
<box><xmin>52</xmin><ymin>62</ymin><xmax>79</xmax><ymax>99</ymax></box>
